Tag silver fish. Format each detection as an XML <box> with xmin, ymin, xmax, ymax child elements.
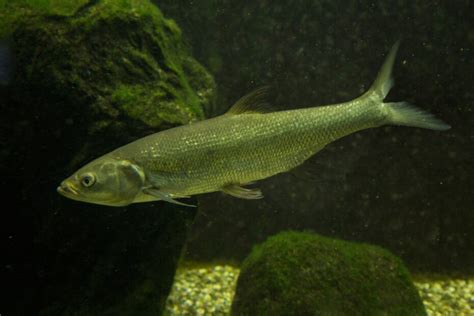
<box><xmin>57</xmin><ymin>42</ymin><xmax>450</xmax><ymax>207</ymax></box>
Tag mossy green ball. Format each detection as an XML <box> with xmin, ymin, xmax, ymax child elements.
<box><xmin>232</xmin><ymin>231</ymin><xmax>426</xmax><ymax>316</ymax></box>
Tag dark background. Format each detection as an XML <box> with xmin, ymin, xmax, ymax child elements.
<box><xmin>157</xmin><ymin>0</ymin><xmax>474</xmax><ymax>274</ymax></box>
<box><xmin>1</xmin><ymin>0</ymin><xmax>473</xmax><ymax>315</ymax></box>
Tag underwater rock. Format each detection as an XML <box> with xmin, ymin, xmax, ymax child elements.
<box><xmin>231</xmin><ymin>231</ymin><xmax>426</xmax><ymax>316</ymax></box>
<box><xmin>7</xmin><ymin>0</ymin><xmax>214</xmax><ymax>153</ymax></box>
<box><xmin>1</xmin><ymin>1</ymin><xmax>214</xmax><ymax>315</ymax></box>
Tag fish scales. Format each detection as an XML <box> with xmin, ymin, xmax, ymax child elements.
<box><xmin>113</xmin><ymin>97</ymin><xmax>383</xmax><ymax>197</ymax></box>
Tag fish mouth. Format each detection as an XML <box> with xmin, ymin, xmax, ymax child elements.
<box><xmin>57</xmin><ymin>181</ymin><xmax>79</xmax><ymax>197</ymax></box>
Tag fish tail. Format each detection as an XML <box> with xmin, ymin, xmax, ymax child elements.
<box><xmin>366</xmin><ymin>41</ymin><xmax>451</xmax><ymax>131</ymax></box>
<box><xmin>383</xmin><ymin>101</ymin><xmax>451</xmax><ymax>131</ymax></box>
<box><xmin>366</xmin><ymin>41</ymin><xmax>400</xmax><ymax>100</ymax></box>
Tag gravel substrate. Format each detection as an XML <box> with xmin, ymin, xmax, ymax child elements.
<box><xmin>165</xmin><ymin>265</ymin><xmax>240</xmax><ymax>315</ymax></box>
<box><xmin>414</xmin><ymin>279</ymin><xmax>474</xmax><ymax>316</ymax></box>
<box><xmin>165</xmin><ymin>265</ymin><xmax>473</xmax><ymax>315</ymax></box>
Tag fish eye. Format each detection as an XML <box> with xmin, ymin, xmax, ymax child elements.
<box><xmin>81</xmin><ymin>173</ymin><xmax>96</xmax><ymax>188</ymax></box>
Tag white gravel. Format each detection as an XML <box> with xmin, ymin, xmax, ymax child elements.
<box><xmin>165</xmin><ymin>265</ymin><xmax>240</xmax><ymax>315</ymax></box>
<box><xmin>415</xmin><ymin>278</ymin><xmax>474</xmax><ymax>316</ymax></box>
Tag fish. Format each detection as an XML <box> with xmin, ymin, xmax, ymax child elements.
<box><xmin>57</xmin><ymin>42</ymin><xmax>450</xmax><ymax>207</ymax></box>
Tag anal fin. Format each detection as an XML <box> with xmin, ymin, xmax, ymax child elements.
<box><xmin>221</xmin><ymin>184</ymin><xmax>263</xmax><ymax>200</ymax></box>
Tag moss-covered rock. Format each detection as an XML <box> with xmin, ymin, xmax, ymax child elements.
<box><xmin>2</xmin><ymin>0</ymin><xmax>215</xmax><ymax>162</ymax></box>
<box><xmin>232</xmin><ymin>231</ymin><xmax>426</xmax><ymax>316</ymax></box>
<box><xmin>0</xmin><ymin>1</ymin><xmax>214</xmax><ymax>315</ymax></box>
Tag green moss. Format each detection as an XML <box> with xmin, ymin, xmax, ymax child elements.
<box><xmin>232</xmin><ymin>231</ymin><xmax>427</xmax><ymax>315</ymax></box>
<box><xmin>0</xmin><ymin>0</ymin><xmax>87</xmax><ymax>37</ymax></box>
<box><xmin>3</xmin><ymin>0</ymin><xmax>214</xmax><ymax>162</ymax></box>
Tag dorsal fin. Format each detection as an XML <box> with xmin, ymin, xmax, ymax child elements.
<box><xmin>225</xmin><ymin>86</ymin><xmax>272</xmax><ymax>115</ymax></box>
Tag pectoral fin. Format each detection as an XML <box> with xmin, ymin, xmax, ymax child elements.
<box><xmin>221</xmin><ymin>184</ymin><xmax>263</xmax><ymax>200</ymax></box>
<box><xmin>143</xmin><ymin>188</ymin><xmax>196</xmax><ymax>207</ymax></box>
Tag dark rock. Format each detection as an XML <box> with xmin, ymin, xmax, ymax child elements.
<box><xmin>1</xmin><ymin>1</ymin><xmax>214</xmax><ymax>315</ymax></box>
<box><xmin>231</xmin><ymin>231</ymin><xmax>427</xmax><ymax>316</ymax></box>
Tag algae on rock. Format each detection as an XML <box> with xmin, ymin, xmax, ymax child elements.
<box><xmin>232</xmin><ymin>231</ymin><xmax>427</xmax><ymax>316</ymax></box>
<box><xmin>6</xmin><ymin>0</ymin><xmax>215</xmax><ymax>156</ymax></box>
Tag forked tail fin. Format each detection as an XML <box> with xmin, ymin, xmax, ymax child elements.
<box><xmin>384</xmin><ymin>101</ymin><xmax>450</xmax><ymax>131</ymax></box>
<box><xmin>367</xmin><ymin>41</ymin><xmax>400</xmax><ymax>100</ymax></box>
<box><xmin>366</xmin><ymin>41</ymin><xmax>451</xmax><ymax>131</ymax></box>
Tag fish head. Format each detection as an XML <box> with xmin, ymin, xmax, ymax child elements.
<box><xmin>57</xmin><ymin>157</ymin><xmax>145</xmax><ymax>206</ymax></box>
